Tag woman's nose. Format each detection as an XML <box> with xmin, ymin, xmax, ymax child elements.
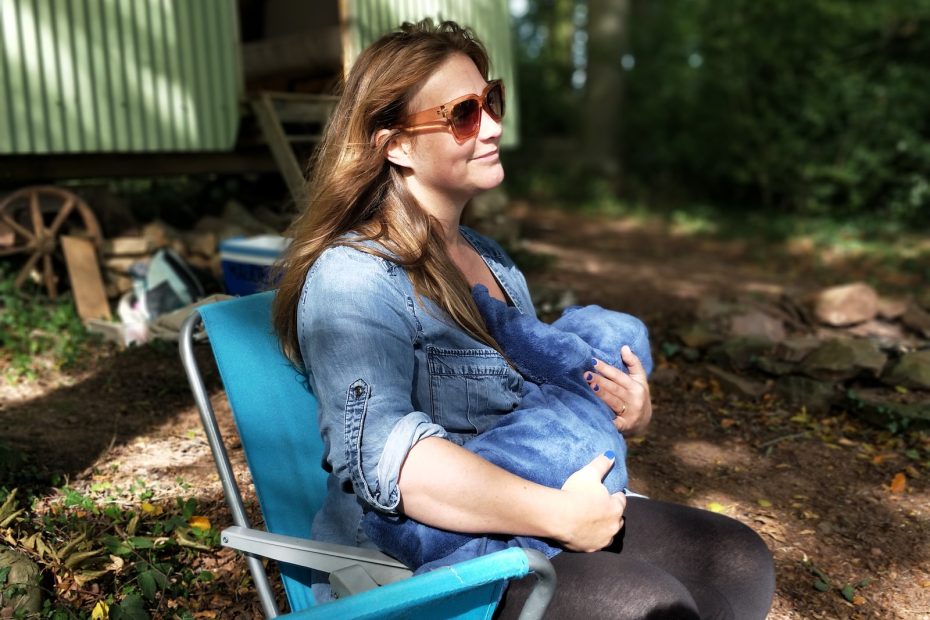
<box><xmin>479</xmin><ymin>108</ymin><xmax>503</xmax><ymax>141</ymax></box>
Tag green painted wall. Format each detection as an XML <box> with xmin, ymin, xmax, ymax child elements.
<box><xmin>0</xmin><ymin>0</ymin><xmax>241</xmax><ymax>154</ymax></box>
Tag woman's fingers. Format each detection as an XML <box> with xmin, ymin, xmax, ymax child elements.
<box><xmin>586</xmin><ymin>352</ymin><xmax>653</xmax><ymax>436</ymax></box>
<box><xmin>558</xmin><ymin>455</ymin><xmax>627</xmax><ymax>551</ymax></box>
<box><xmin>587</xmin><ymin>359</ymin><xmax>647</xmax><ymax>408</ymax></box>
<box><xmin>620</xmin><ymin>345</ymin><xmax>648</xmax><ymax>379</ymax></box>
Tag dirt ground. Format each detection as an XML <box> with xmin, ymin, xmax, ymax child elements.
<box><xmin>2</xmin><ymin>205</ymin><xmax>929</xmax><ymax>618</ymax></box>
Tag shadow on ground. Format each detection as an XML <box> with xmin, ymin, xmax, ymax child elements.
<box><xmin>0</xmin><ymin>343</ymin><xmax>221</xmax><ymax>490</ymax></box>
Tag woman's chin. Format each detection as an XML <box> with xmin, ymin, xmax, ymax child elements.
<box><xmin>480</xmin><ymin>166</ymin><xmax>505</xmax><ymax>191</ymax></box>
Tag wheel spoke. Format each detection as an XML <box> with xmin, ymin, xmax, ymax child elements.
<box><xmin>1</xmin><ymin>211</ymin><xmax>35</xmax><ymax>241</ymax></box>
<box><xmin>0</xmin><ymin>245</ymin><xmax>36</xmax><ymax>256</ymax></box>
<box><xmin>14</xmin><ymin>250</ymin><xmax>42</xmax><ymax>289</ymax></box>
<box><xmin>43</xmin><ymin>254</ymin><xmax>57</xmax><ymax>299</ymax></box>
<box><xmin>48</xmin><ymin>197</ymin><xmax>75</xmax><ymax>236</ymax></box>
<box><xmin>30</xmin><ymin>190</ymin><xmax>45</xmax><ymax>238</ymax></box>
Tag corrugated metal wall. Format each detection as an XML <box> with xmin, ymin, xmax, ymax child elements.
<box><xmin>0</xmin><ymin>0</ymin><xmax>241</xmax><ymax>155</ymax></box>
<box><xmin>342</xmin><ymin>0</ymin><xmax>519</xmax><ymax>147</ymax></box>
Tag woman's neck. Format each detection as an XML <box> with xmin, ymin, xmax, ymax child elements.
<box><xmin>404</xmin><ymin>179</ymin><xmax>469</xmax><ymax>247</ymax></box>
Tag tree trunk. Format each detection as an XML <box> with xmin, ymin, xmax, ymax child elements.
<box><xmin>583</xmin><ymin>0</ymin><xmax>630</xmax><ymax>180</ymax></box>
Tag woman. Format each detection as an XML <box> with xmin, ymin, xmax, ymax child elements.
<box><xmin>273</xmin><ymin>19</ymin><xmax>774</xmax><ymax>619</ymax></box>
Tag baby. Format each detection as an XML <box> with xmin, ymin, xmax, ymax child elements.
<box><xmin>363</xmin><ymin>284</ymin><xmax>653</xmax><ymax>573</ymax></box>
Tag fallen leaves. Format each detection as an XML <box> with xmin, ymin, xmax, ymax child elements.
<box><xmin>889</xmin><ymin>472</ymin><xmax>907</xmax><ymax>494</ymax></box>
<box><xmin>0</xmin><ymin>486</ymin><xmax>226</xmax><ymax>617</ymax></box>
<box><xmin>803</xmin><ymin>559</ymin><xmax>873</xmax><ymax>605</ymax></box>
<box><xmin>91</xmin><ymin>600</ymin><xmax>109</xmax><ymax>620</ymax></box>
<box><xmin>189</xmin><ymin>515</ymin><xmax>212</xmax><ymax>531</ymax></box>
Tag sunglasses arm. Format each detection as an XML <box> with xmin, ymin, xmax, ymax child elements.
<box><xmin>402</xmin><ymin>106</ymin><xmax>449</xmax><ymax>130</ymax></box>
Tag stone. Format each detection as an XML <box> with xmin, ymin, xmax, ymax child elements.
<box><xmin>696</xmin><ymin>297</ymin><xmax>739</xmax><ymax>321</ymax></box>
<box><xmin>676</xmin><ymin>323</ymin><xmax>723</xmax><ymax>349</ymax></box>
<box><xmin>775</xmin><ymin>375</ymin><xmax>839</xmax><ymax>413</ymax></box>
<box><xmin>775</xmin><ymin>335</ymin><xmax>821</xmax><ymax>362</ymax></box>
<box><xmin>754</xmin><ymin>356</ymin><xmax>796</xmax><ymax>376</ymax></box>
<box><xmin>706</xmin><ymin>365</ymin><xmax>768</xmax><ymax>398</ymax></box>
<box><xmin>813</xmin><ymin>282</ymin><xmax>879</xmax><ymax>326</ymax></box>
<box><xmin>728</xmin><ymin>310</ymin><xmax>788</xmax><ymax>343</ymax></box>
<box><xmin>901</xmin><ymin>303</ymin><xmax>930</xmax><ymax>339</ymax></box>
<box><xmin>846</xmin><ymin>320</ymin><xmax>914</xmax><ymax>351</ymax></box>
<box><xmin>0</xmin><ymin>546</ymin><xmax>41</xmax><ymax>614</ymax></box>
<box><xmin>846</xmin><ymin>389</ymin><xmax>930</xmax><ymax>431</ymax></box>
<box><xmin>706</xmin><ymin>337</ymin><xmax>774</xmax><ymax>371</ymax></box>
<box><xmin>877</xmin><ymin>297</ymin><xmax>908</xmax><ymax>320</ymax></box>
<box><xmin>882</xmin><ymin>350</ymin><xmax>930</xmax><ymax>391</ymax></box>
<box><xmin>800</xmin><ymin>338</ymin><xmax>887</xmax><ymax>381</ymax></box>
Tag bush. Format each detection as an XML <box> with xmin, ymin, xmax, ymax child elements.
<box><xmin>621</xmin><ymin>0</ymin><xmax>930</xmax><ymax>223</ymax></box>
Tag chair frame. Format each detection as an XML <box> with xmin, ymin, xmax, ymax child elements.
<box><xmin>178</xmin><ymin>307</ymin><xmax>556</xmax><ymax>619</ymax></box>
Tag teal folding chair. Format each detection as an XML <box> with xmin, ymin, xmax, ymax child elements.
<box><xmin>179</xmin><ymin>291</ymin><xmax>556</xmax><ymax>618</ymax></box>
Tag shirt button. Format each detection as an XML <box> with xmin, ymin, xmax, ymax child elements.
<box><xmin>354</xmin><ymin>386</ymin><xmax>364</xmax><ymax>398</ymax></box>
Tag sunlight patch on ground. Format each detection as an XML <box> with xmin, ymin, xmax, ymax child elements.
<box><xmin>738</xmin><ymin>281</ymin><xmax>787</xmax><ymax>296</ymax></box>
<box><xmin>670</xmin><ymin>439</ymin><xmax>754</xmax><ymax>470</ymax></box>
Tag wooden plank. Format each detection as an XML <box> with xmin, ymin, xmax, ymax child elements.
<box><xmin>61</xmin><ymin>235</ymin><xmax>112</xmax><ymax>322</ymax></box>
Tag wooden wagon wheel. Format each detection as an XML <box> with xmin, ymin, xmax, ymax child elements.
<box><xmin>0</xmin><ymin>186</ymin><xmax>103</xmax><ymax>299</ymax></box>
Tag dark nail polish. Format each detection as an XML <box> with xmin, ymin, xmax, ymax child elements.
<box><xmin>585</xmin><ymin>372</ymin><xmax>593</xmax><ymax>381</ymax></box>
<box><xmin>604</xmin><ymin>450</ymin><xmax>615</xmax><ymax>459</ymax></box>
<box><xmin>593</xmin><ymin>385</ymin><xmax>600</xmax><ymax>392</ymax></box>
<box><xmin>592</xmin><ymin>358</ymin><xmax>598</xmax><ymax>365</ymax></box>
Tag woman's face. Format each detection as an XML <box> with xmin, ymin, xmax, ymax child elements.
<box><xmin>402</xmin><ymin>53</ymin><xmax>504</xmax><ymax>205</ymax></box>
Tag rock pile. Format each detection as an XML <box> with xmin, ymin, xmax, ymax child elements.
<box><xmin>672</xmin><ymin>282</ymin><xmax>930</xmax><ymax>430</ymax></box>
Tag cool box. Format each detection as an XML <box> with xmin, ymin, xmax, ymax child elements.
<box><xmin>219</xmin><ymin>235</ymin><xmax>291</xmax><ymax>295</ymax></box>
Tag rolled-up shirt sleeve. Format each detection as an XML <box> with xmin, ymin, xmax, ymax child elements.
<box><xmin>298</xmin><ymin>247</ymin><xmax>446</xmax><ymax>513</ymax></box>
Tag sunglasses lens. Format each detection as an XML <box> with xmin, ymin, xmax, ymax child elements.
<box><xmin>486</xmin><ymin>83</ymin><xmax>504</xmax><ymax>120</ymax></box>
<box><xmin>451</xmin><ymin>98</ymin><xmax>480</xmax><ymax>138</ymax></box>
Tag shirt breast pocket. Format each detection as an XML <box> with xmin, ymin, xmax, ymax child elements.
<box><xmin>427</xmin><ymin>345</ymin><xmax>523</xmax><ymax>434</ymax></box>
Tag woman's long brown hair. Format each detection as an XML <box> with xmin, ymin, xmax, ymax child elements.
<box><xmin>272</xmin><ymin>19</ymin><xmax>504</xmax><ymax>364</ymax></box>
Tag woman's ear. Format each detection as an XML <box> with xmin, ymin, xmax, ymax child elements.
<box><xmin>376</xmin><ymin>129</ymin><xmax>413</xmax><ymax>169</ymax></box>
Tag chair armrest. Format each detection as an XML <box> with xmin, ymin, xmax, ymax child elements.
<box><xmin>221</xmin><ymin>526</ymin><xmax>412</xmax><ymax>587</ymax></box>
<box><xmin>281</xmin><ymin>547</ymin><xmax>556</xmax><ymax>620</ymax></box>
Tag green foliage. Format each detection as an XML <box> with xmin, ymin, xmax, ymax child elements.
<box><xmin>511</xmin><ymin>0</ymin><xmax>582</xmax><ymax>148</ymax></box>
<box><xmin>622</xmin><ymin>0</ymin><xmax>930</xmax><ymax>223</ymax></box>
<box><xmin>1</xmin><ymin>483</ymin><xmax>223</xmax><ymax>618</ymax></box>
<box><xmin>0</xmin><ymin>265</ymin><xmax>97</xmax><ymax>381</ymax></box>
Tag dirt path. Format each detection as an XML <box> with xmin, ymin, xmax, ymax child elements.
<box><xmin>3</xmin><ymin>206</ymin><xmax>928</xmax><ymax>618</ymax></box>
<box><xmin>518</xmin><ymin>207</ymin><xmax>930</xmax><ymax>619</ymax></box>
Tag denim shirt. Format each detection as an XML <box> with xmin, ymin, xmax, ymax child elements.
<box><xmin>297</xmin><ymin>227</ymin><xmax>535</xmax><ymax>563</ymax></box>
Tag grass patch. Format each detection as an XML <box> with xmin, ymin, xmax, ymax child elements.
<box><xmin>0</xmin><ymin>267</ymin><xmax>103</xmax><ymax>382</ymax></box>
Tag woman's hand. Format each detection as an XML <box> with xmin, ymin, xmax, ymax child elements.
<box><xmin>585</xmin><ymin>345</ymin><xmax>653</xmax><ymax>436</ymax></box>
<box><xmin>556</xmin><ymin>452</ymin><xmax>627</xmax><ymax>552</ymax></box>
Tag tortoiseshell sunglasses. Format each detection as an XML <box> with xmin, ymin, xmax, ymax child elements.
<box><xmin>400</xmin><ymin>80</ymin><xmax>505</xmax><ymax>141</ymax></box>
